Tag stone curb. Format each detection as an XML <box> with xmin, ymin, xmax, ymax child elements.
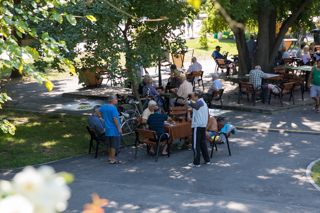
<box><xmin>306</xmin><ymin>158</ymin><xmax>320</xmax><ymax>191</ymax></box>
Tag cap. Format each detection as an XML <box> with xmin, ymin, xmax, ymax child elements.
<box><xmin>179</xmin><ymin>73</ymin><xmax>186</xmax><ymax>78</ymax></box>
<box><xmin>172</xmin><ymin>69</ymin><xmax>181</xmax><ymax>78</ymax></box>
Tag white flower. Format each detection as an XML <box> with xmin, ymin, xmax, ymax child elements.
<box><xmin>0</xmin><ymin>180</ymin><xmax>13</xmax><ymax>195</ymax></box>
<box><xmin>0</xmin><ymin>194</ymin><xmax>34</xmax><ymax>213</ymax></box>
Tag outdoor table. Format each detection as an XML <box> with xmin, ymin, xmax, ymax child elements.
<box><xmin>290</xmin><ymin>65</ymin><xmax>313</xmax><ymax>89</ymax></box>
<box><xmin>164</xmin><ymin>121</ymin><xmax>191</xmax><ymax>143</ymax></box>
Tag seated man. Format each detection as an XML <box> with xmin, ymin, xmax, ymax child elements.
<box><xmin>281</xmin><ymin>47</ymin><xmax>290</xmax><ymax>60</ymax></box>
<box><xmin>138</xmin><ymin>74</ymin><xmax>150</xmax><ymax>95</ymax></box>
<box><xmin>169</xmin><ymin>73</ymin><xmax>193</xmax><ymax>107</ymax></box>
<box><xmin>88</xmin><ymin>105</ymin><xmax>106</xmax><ymax>140</ymax></box>
<box><xmin>141</xmin><ymin>100</ymin><xmax>157</xmax><ymax>124</ymax></box>
<box><xmin>142</xmin><ymin>78</ymin><xmax>163</xmax><ymax>105</ymax></box>
<box><xmin>249</xmin><ymin>65</ymin><xmax>269</xmax><ymax>103</ymax></box>
<box><xmin>205</xmin><ymin>114</ymin><xmax>219</xmax><ymax>139</ymax></box>
<box><xmin>168</xmin><ymin>64</ymin><xmax>182</xmax><ymax>88</ymax></box>
<box><xmin>147</xmin><ymin>107</ymin><xmax>170</xmax><ymax>155</ymax></box>
<box><xmin>211</xmin><ymin>46</ymin><xmax>228</xmax><ymax>59</ymax></box>
<box><xmin>187</xmin><ymin>57</ymin><xmax>202</xmax><ymax>82</ymax></box>
<box><xmin>208</xmin><ymin>73</ymin><xmax>222</xmax><ymax>95</ymax></box>
<box><xmin>296</xmin><ymin>43</ymin><xmax>306</xmax><ymax>58</ymax></box>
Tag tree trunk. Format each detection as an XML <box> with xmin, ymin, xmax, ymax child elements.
<box><xmin>10</xmin><ymin>0</ymin><xmax>23</xmax><ymax>78</ymax></box>
<box><xmin>256</xmin><ymin>6</ymin><xmax>270</xmax><ymax>72</ymax></box>
<box><xmin>267</xmin><ymin>8</ymin><xmax>277</xmax><ymax>73</ymax></box>
<box><xmin>233</xmin><ymin>27</ymin><xmax>249</xmax><ymax>76</ymax></box>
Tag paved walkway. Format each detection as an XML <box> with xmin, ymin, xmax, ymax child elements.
<box><xmin>1</xmin><ymin>64</ymin><xmax>320</xmax><ymax>213</ymax></box>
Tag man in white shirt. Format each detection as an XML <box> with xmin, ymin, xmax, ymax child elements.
<box><xmin>187</xmin><ymin>57</ymin><xmax>202</xmax><ymax>82</ymax></box>
<box><xmin>141</xmin><ymin>100</ymin><xmax>157</xmax><ymax>124</ymax></box>
<box><xmin>169</xmin><ymin>73</ymin><xmax>193</xmax><ymax>107</ymax></box>
<box><xmin>208</xmin><ymin>73</ymin><xmax>222</xmax><ymax>95</ymax></box>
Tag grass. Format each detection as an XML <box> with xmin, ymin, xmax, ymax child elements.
<box><xmin>185</xmin><ymin>37</ymin><xmax>238</xmax><ymax>62</ymax></box>
<box><xmin>0</xmin><ymin>109</ymin><xmax>90</xmax><ymax>169</ymax></box>
<box><xmin>311</xmin><ymin>161</ymin><xmax>320</xmax><ymax>187</ymax></box>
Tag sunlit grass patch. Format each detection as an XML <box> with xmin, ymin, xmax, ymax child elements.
<box><xmin>0</xmin><ymin>109</ymin><xmax>90</xmax><ymax>169</ymax></box>
<box><xmin>311</xmin><ymin>161</ymin><xmax>320</xmax><ymax>187</ymax></box>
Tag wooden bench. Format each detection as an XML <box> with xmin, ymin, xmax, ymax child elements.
<box><xmin>215</xmin><ymin>58</ymin><xmax>229</xmax><ymax>73</ymax></box>
<box><xmin>202</xmin><ymin>89</ymin><xmax>224</xmax><ymax>109</ymax></box>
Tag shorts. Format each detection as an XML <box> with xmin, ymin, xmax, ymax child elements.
<box><xmin>106</xmin><ymin>135</ymin><xmax>121</xmax><ymax>149</ymax></box>
<box><xmin>208</xmin><ymin>131</ymin><xmax>218</xmax><ymax>138</ymax></box>
<box><xmin>310</xmin><ymin>84</ymin><xmax>320</xmax><ymax>98</ymax></box>
<box><xmin>187</xmin><ymin>23</ymin><xmax>193</xmax><ymax>29</ymax></box>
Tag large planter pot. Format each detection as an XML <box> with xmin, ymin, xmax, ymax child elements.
<box><xmin>78</xmin><ymin>67</ymin><xmax>103</xmax><ymax>87</ymax></box>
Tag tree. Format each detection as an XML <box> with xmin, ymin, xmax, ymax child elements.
<box><xmin>30</xmin><ymin>0</ymin><xmax>190</xmax><ymax>112</ymax></box>
<box><xmin>200</xmin><ymin>0</ymin><xmax>320</xmax><ymax>75</ymax></box>
<box><xmin>0</xmin><ymin>0</ymin><xmax>92</xmax><ymax>134</ymax></box>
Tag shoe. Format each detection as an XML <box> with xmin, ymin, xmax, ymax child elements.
<box><xmin>110</xmin><ymin>160</ymin><xmax>122</xmax><ymax>164</ymax></box>
<box><xmin>188</xmin><ymin>163</ymin><xmax>201</xmax><ymax>168</ymax></box>
<box><xmin>204</xmin><ymin>162</ymin><xmax>210</xmax><ymax>165</ymax></box>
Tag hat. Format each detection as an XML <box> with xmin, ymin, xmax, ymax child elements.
<box><xmin>172</xmin><ymin>69</ymin><xmax>181</xmax><ymax>78</ymax></box>
<box><xmin>170</xmin><ymin>64</ymin><xmax>177</xmax><ymax>70</ymax></box>
<box><xmin>179</xmin><ymin>73</ymin><xmax>186</xmax><ymax>78</ymax></box>
<box><xmin>148</xmin><ymin>100</ymin><xmax>157</xmax><ymax>106</ymax></box>
<box><xmin>216</xmin><ymin>46</ymin><xmax>221</xmax><ymax>49</ymax></box>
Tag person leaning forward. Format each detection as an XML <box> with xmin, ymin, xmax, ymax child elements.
<box><xmin>169</xmin><ymin>73</ymin><xmax>193</xmax><ymax>107</ymax></box>
<box><xmin>183</xmin><ymin>91</ymin><xmax>210</xmax><ymax>167</ymax></box>
<box><xmin>99</xmin><ymin>95</ymin><xmax>122</xmax><ymax>164</ymax></box>
<box><xmin>249</xmin><ymin>65</ymin><xmax>269</xmax><ymax>103</ymax></box>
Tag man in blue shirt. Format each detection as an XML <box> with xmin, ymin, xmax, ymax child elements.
<box><xmin>212</xmin><ymin>46</ymin><xmax>228</xmax><ymax>59</ymax></box>
<box><xmin>88</xmin><ymin>105</ymin><xmax>106</xmax><ymax>140</ymax></box>
<box><xmin>147</xmin><ymin>108</ymin><xmax>170</xmax><ymax>156</ymax></box>
<box><xmin>99</xmin><ymin>95</ymin><xmax>122</xmax><ymax>164</ymax></box>
<box><xmin>247</xmin><ymin>34</ymin><xmax>256</xmax><ymax>69</ymax></box>
<box><xmin>142</xmin><ymin>78</ymin><xmax>163</xmax><ymax>105</ymax></box>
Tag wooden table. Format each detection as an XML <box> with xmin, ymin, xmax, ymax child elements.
<box><xmin>164</xmin><ymin>122</ymin><xmax>191</xmax><ymax>143</ymax></box>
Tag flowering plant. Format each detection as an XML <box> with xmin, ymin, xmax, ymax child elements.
<box><xmin>0</xmin><ymin>166</ymin><xmax>72</xmax><ymax>213</ymax></box>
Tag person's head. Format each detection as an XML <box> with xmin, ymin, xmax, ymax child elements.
<box><xmin>146</xmin><ymin>77</ymin><xmax>153</xmax><ymax>85</ymax></box>
<box><xmin>281</xmin><ymin>47</ymin><xmax>286</xmax><ymax>53</ymax></box>
<box><xmin>310</xmin><ymin>42</ymin><xmax>315</xmax><ymax>47</ymax></box>
<box><xmin>108</xmin><ymin>95</ymin><xmax>118</xmax><ymax>105</ymax></box>
<box><xmin>148</xmin><ymin>100</ymin><xmax>157</xmax><ymax>111</ymax></box>
<box><xmin>191</xmin><ymin>57</ymin><xmax>197</xmax><ymax>63</ymax></box>
<box><xmin>178</xmin><ymin>73</ymin><xmax>186</xmax><ymax>83</ymax></box>
<box><xmin>212</xmin><ymin>73</ymin><xmax>219</xmax><ymax>80</ymax></box>
<box><xmin>255</xmin><ymin>65</ymin><xmax>261</xmax><ymax>70</ymax></box>
<box><xmin>170</xmin><ymin>64</ymin><xmax>177</xmax><ymax>72</ymax></box>
<box><xmin>301</xmin><ymin>43</ymin><xmax>306</xmax><ymax>49</ymax></box>
<box><xmin>154</xmin><ymin>107</ymin><xmax>161</xmax><ymax>114</ymax></box>
<box><xmin>143</xmin><ymin>74</ymin><xmax>150</xmax><ymax>82</ymax></box>
<box><xmin>303</xmin><ymin>45</ymin><xmax>309</xmax><ymax>54</ymax></box>
<box><xmin>215</xmin><ymin>46</ymin><xmax>221</xmax><ymax>52</ymax></box>
<box><xmin>250</xmin><ymin>34</ymin><xmax>254</xmax><ymax>40</ymax></box>
<box><xmin>189</xmin><ymin>90</ymin><xmax>202</xmax><ymax>101</ymax></box>
<box><xmin>92</xmin><ymin>105</ymin><xmax>101</xmax><ymax>115</ymax></box>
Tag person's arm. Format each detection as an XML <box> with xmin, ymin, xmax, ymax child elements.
<box><xmin>185</xmin><ymin>99</ymin><xmax>204</xmax><ymax>110</ymax></box>
<box><xmin>307</xmin><ymin>68</ymin><xmax>314</xmax><ymax>88</ymax></box>
<box><xmin>206</xmin><ymin>117</ymin><xmax>213</xmax><ymax>131</ymax></box>
<box><xmin>187</xmin><ymin>64</ymin><xmax>193</xmax><ymax>73</ymax></box>
<box><xmin>187</xmin><ymin>110</ymin><xmax>192</xmax><ymax>122</ymax></box>
<box><xmin>113</xmin><ymin>117</ymin><xmax>122</xmax><ymax>135</ymax></box>
<box><xmin>141</xmin><ymin>110</ymin><xmax>148</xmax><ymax>124</ymax></box>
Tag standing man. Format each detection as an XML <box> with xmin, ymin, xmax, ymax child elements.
<box><xmin>307</xmin><ymin>59</ymin><xmax>320</xmax><ymax>113</ymax></box>
<box><xmin>247</xmin><ymin>34</ymin><xmax>256</xmax><ymax>69</ymax></box>
<box><xmin>187</xmin><ymin>57</ymin><xmax>202</xmax><ymax>82</ymax></box>
<box><xmin>183</xmin><ymin>91</ymin><xmax>210</xmax><ymax>167</ymax></box>
<box><xmin>99</xmin><ymin>95</ymin><xmax>122</xmax><ymax>164</ymax></box>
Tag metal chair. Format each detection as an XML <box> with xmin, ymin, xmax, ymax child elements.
<box><xmin>86</xmin><ymin>126</ymin><xmax>108</xmax><ymax>158</ymax></box>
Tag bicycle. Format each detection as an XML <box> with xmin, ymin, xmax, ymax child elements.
<box><xmin>119</xmin><ymin>112</ymin><xmax>137</xmax><ymax>146</ymax></box>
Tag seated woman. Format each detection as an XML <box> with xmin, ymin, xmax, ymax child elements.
<box><xmin>302</xmin><ymin>45</ymin><xmax>312</xmax><ymax>65</ymax></box>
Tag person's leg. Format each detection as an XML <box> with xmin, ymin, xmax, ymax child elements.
<box><xmin>169</xmin><ymin>98</ymin><xmax>176</xmax><ymax>107</ymax></box>
<box><xmin>191</xmin><ymin>23</ymin><xmax>194</xmax><ymax>37</ymax></box>
<box><xmin>192</xmin><ymin>127</ymin><xmax>201</xmax><ymax>165</ymax></box>
<box><xmin>199</xmin><ymin>127</ymin><xmax>210</xmax><ymax>163</ymax></box>
<box><xmin>109</xmin><ymin>135</ymin><xmax>121</xmax><ymax>163</ymax></box>
<box><xmin>310</xmin><ymin>85</ymin><xmax>320</xmax><ymax>112</ymax></box>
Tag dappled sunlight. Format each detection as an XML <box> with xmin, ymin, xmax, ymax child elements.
<box><xmin>124</xmin><ymin>167</ymin><xmax>138</xmax><ymax>173</ymax></box>
<box><xmin>268</xmin><ymin>141</ymin><xmax>292</xmax><ymax>154</ymax></box>
<box><xmin>25</xmin><ymin>122</ymin><xmax>41</xmax><ymax>127</ymax></box>
<box><xmin>267</xmin><ymin>167</ymin><xmax>290</xmax><ymax>175</ymax></box>
<box><xmin>257</xmin><ymin>175</ymin><xmax>271</xmax><ymax>180</ymax></box>
<box><xmin>291</xmin><ymin>122</ymin><xmax>298</xmax><ymax>129</ymax></box>
<box><xmin>276</xmin><ymin>121</ymin><xmax>286</xmax><ymax>128</ymax></box>
<box><xmin>301</xmin><ymin>118</ymin><xmax>320</xmax><ymax>131</ymax></box>
<box><xmin>62</xmin><ymin>134</ymin><xmax>73</xmax><ymax>138</ymax></box>
<box><xmin>301</xmin><ymin>140</ymin><xmax>311</xmax><ymax>144</ymax></box>
<box><xmin>225</xmin><ymin>202</ymin><xmax>248</xmax><ymax>212</ymax></box>
<box><xmin>41</xmin><ymin>141</ymin><xmax>58</xmax><ymax>147</ymax></box>
<box><xmin>237</xmin><ymin>140</ymin><xmax>255</xmax><ymax>147</ymax></box>
<box><xmin>182</xmin><ymin>202</ymin><xmax>213</xmax><ymax>207</ymax></box>
<box><xmin>291</xmin><ymin>168</ymin><xmax>309</xmax><ymax>186</ymax></box>
<box><xmin>288</xmin><ymin>149</ymin><xmax>300</xmax><ymax>158</ymax></box>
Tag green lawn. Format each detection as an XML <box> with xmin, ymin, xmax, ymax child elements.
<box><xmin>185</xmin><ymin>37</ymin><xmax>238</xmax><ymax>62</ymax></box>
<box><xmin>311</xmin><ymin>161</ymin><xmax>320</xmax><ymax>187</ymax></box>
<box><xmin>0</xmin><ymin>110</ymin><xmax>90</xmax><ymax>169</ymax></box>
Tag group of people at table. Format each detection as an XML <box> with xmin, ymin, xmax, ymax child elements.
<box><xmin>87</xmin><ymin>59</ymin><xmax>225</xmax><ymax>167</ymax></box>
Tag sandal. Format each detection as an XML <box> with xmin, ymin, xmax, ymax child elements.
<box><xmin>149</xmin><ymin>151</ymin><xmax>156</xmax><ymax>155</ymax></box>
<box><xmin>315</xmin><ymin>105</ymin><xmax>319</xmax><ymax>110</ymax></box>
<box><xmin>161</xmin><ymin>153</ymin><xmax>168</xmax><ymax>156</ymax></box>
<box><xmin>110</xmin><ymin>160</ymin><xmax>122</xmax><ymax>164</ymax></box>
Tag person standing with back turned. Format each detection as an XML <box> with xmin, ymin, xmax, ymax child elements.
<box><xmin>99</xmin><ymin>95</ymin><xmax>122</xmax><ymax>164</ymax></box>
<box><xmin>184</xmin><ymin>91</ymin><xmax>210</xmax><ymax>167</ymax></box>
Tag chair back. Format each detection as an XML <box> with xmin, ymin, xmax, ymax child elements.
<box><xmin>86</xmin><ymin>126</ymin><xmax>100</xmax><ymax>141</ymax></box>
<box><xmin>169</xmin><ymin>107</ymin><xmax>187</xmax><ymax>116</ymax></box>
<box><xmin>136</xmin><ymin>129</ymin><xmax>157</xmax><ymax>140</ymax></box>
<box><xmin>172</xmin><ymin>116</ymin><xmax>186</xmax><ymax>123</ymax></box>
<box><xmin>281</xmin><ymin>82</ymin><xmax>295</xmax><ymax>94</ymax></box>
<box><xmin>274</xmin><ymin>66</ymin><xmax>285</xmax><ymax>74</ymax></box>
<box><xmin>211</xmin><ymin>89</ymin><xmax>224</xmax><ymax>101</ymax></box>
<box><xmin>171</xmin><ymin>53</ymin><xmax>184</xmax><ymax>68</ymax></box>
<box><xmin>239</xmin><ymin>81</ymin><xmax>255</xmax><ymax>92</ymax></box>
<box><xmin>217</xmin><ymin>59</ymin><xmax>226</xmax><ymax>66</ymax></box>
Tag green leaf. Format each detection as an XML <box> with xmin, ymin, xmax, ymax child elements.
<box><xmin>52</xmin><ymin>13</ymin><xmax>63</xmax><ymax>24</ymax></box>
<box><xmin>41</xmin><ymin>32</ymin><xmax>49</xmax><ymax>40</ymax></box>
<box><xmin>31</xmin><ymin>1</ymin><xmax>37</xmax><ymax>8</ymax></box>
<box><xmin>25</xmin><ymin>47</ymin><xmax>40</xmax><ymax>61</ymax></box>
<box><xmin>57</xmin><ymin>172</ymin><xmax>74</xmax><ymax>184</ymax></box>
<box><xmin>66</xmin><ymin>14</ymin><xmax>77</xmax><ymax>26</ymax></box>
<box><xmin>45</xmin><ymin>81</ymin><xmax>54</xmax><ymax>92</ymax></box>
<box><xmin>86</xmin><ymin>15</ymin><xmax>97</xmax><ymax>22</ymax></box>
